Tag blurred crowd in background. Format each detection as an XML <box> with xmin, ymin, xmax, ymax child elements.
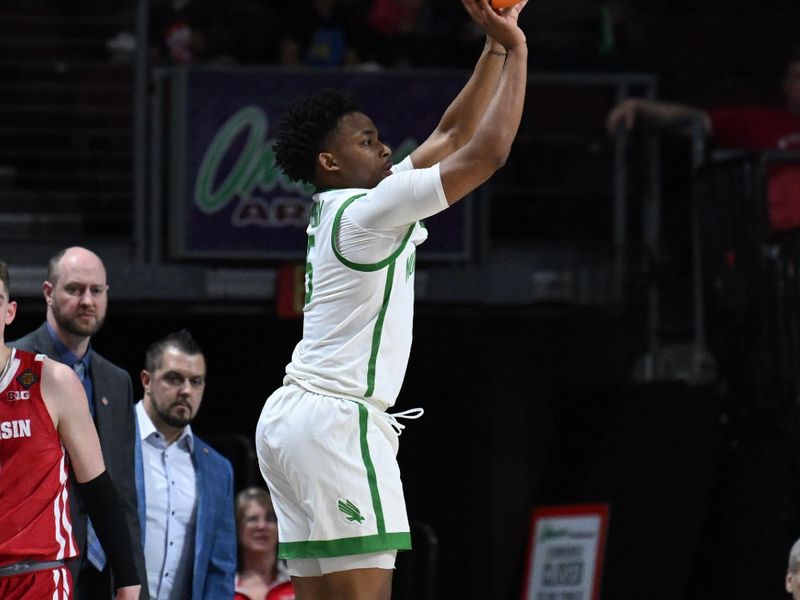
<box><xmin>7</xmin><ymin>0</ymin><xmax>796</xmax><ymax>109</ymax></box>
<box><xmin>144</xmin><ymin>0</ymin><xmax>631</xmax><ymax>71</ymax></box>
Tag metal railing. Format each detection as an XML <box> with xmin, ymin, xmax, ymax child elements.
<box><xmin>697</xmin><ymin>150</ymin><xmax>800</xmax><ymax>410</ymax></box>
<box><xmin>0</xmin><ymin>9</ymin><xmax>136</xmax><ymax>245</ymax></box>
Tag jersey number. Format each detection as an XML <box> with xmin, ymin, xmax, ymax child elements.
<box><xmin>304</xmin><ymin>234</ymin><xmax>315</xmax><ymax>305</ymax></box>
<box><xmin>304</xmin><ymin>201</ymin><xmax>323</xmax><ymax>305</ymax></box>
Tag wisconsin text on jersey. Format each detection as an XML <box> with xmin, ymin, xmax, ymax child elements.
<box><xmin>0</xmin><ymin>419</ymin><xmax>32</xmax><ymax>439</ymax></box>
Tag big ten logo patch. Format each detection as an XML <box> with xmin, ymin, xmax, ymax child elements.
<box><xmin>5</xmin><ymin>390</ymin><xmax>30</xmax><ymax>401</ymax></box>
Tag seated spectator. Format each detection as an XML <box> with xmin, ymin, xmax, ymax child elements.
<box><xmin>279</xmin><ymin>0</ymin><xmax>361</xmax><ymax>68</ymax></box>
<box><xmin>234</xmin><ymin>488</ymin><xmax>295</xmax><ymax>600</ymax></box>
<box><xmin>606</xmin><ymin>46</ymin><xmax>800</xmax><ymax>232</ymax></box>
<box><xmin>362</xmin><ymin>0</ymin><xmax>427</xmax><ymax>67</ymax></box>
<box><xmin>150</xmin><ymin>0</ymin><xmax>235</xmax><ymax>64</ymax></box>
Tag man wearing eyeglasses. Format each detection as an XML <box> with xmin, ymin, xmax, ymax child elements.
<box><xmin>136</xmin><ymin>329</ymin><xmax>236</xmax><ymax>600</ymax></box>
<box><xmin>9</xmin><ymin>246</ymin><xmax>148</xmax><ymax>599</ymax></box>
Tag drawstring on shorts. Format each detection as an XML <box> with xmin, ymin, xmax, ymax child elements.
<box><xmin>382</xmin><ymin>407</ymin><xmax>424</xmax><ymax>435</ymax></box>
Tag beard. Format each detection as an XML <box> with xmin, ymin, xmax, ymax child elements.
<box><xmin>52</xmin><ymin>302</ymin><xmax>105</xmax><ymax>338</ymax></box>
<box><xmin>156</xmin><ymin>401</ymin><xmax>195</xmax><ymax>429</ymax></box>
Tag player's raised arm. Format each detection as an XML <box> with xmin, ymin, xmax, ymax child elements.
<box><xmin>438</xmin><ymin>0</ymin><xmax>528</xmax><ymax>206</ymax></box>
<box><xmin>411</xmin><ymin>0</ymin><xmax>528</xmax><ymax>169</ymax></box>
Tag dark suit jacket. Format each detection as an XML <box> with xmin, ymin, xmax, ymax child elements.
<box><xmin>10</xmin><ymin>323</ymin><xmax>149</xmax><ymax>599</ymax></box>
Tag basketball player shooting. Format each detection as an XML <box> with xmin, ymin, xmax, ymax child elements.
<box><xmin>255</xmin><ymin>1</ymin><xmax>528</xmax><ymax>598</ymax></box>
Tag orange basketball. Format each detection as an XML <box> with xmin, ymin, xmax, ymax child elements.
<box><xmin>490</xmin><ymin>0</ymin><xmax>523</xmax><ymax>8</ymax></box>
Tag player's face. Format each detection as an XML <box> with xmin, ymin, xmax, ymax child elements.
<box><xmin>239</xmin><ymin>499</ymin><xmax>278</xmax><ymax>555</ymax></box>
<box><xmin>141</xmin><ymin>346</ymin><xmax>206</xmax><ymax>431</ymax></box>
<box><xmin>0</xmin><ymin>280</ymin><xmax>17</xmax><ymax>344</ymax></box>
<box><xmin>784</xmin><ymin>62</ymin><xmax>800</xmax><ymax>116</ymax></box>
<box><xmin>46</xmin><ymin>254</ymin><xmax>108</xmax><ymax>339</ymax></box>
<box><xmin>324</xmin><ymin>111</ymin><xmax>392</xmax><ymax>189</ymax></box>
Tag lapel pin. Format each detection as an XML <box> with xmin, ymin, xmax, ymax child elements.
<box><xmin>101</xmin><ymin>397</ymin><xmax>109</xmax><ymax>406</ymax></box>
<box><xmin>202</xmin><ymin>447</ymin><xmax>209</xmax><ymax>454</ymax></box>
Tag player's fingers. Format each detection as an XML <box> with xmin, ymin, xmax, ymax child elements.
<box><xmin>477</xmin><ymin>0</ymin><xmax>497</xmax><ymax>18</ymax></box>
<box><xmin>461</xmin><ymin>0</ymin><xmax>486</xmax><ymax>25</ymax></box>
<box><xmin>483</xmin><ymin>0</ymin><xmax>503</xmax><ymax>26</ymax></box>
<box><xmin>472</xmin><ymin>0</ymin><xmax>498</xmax><ymax>28</ymax></box>
<box><xmin>509</xmin><ymin>0</ymin><xmax>529</xmax><ymax>18</ymax></box>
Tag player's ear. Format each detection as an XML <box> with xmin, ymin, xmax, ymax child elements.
<box><xmin>318</xmin><ymin>152</ymin><xmax>339</xmax><ymax>174</ymax></box>
<box><xmin>3</xmin><ymin>300</ymin><xmax>16</xmax><ymax>326</ymax></box>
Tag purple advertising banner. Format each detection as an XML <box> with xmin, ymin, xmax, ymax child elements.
<box><xmin>168</xmin><ymin>69</ymin><xmax>472</xmax><ymax>260</ymax></box>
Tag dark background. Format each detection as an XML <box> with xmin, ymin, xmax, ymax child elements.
<box><xmin>4</xmin><ymin>0</ymin><xmax>800</xmax><ymax>598</ymax></box>
<box><xmin>10</xmin><ymin>296</ymin><xmax>800</xmax><ymax>599</ymax></box>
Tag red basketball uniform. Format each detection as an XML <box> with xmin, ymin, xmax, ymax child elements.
<box><xmin>0</xmin><ymin>349</ymin><xmax>77</xmax><ymax>596</ymax></box>
<box><xmin>0</xmin><ymin>566</ymin><xmax>72</xmax><ymax>599</ymax></box>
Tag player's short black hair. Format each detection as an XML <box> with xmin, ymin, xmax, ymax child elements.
<box><xmin>273</xmin><ymin>88</ymin><xmax>361</xmax><ymax>185</ymax></box>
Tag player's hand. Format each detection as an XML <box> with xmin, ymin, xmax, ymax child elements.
<box><xmin>502</xmin><ymin>0</ymin><xmax>528</xmax><ymax>24</ymax></box>
<box><xmin>462</xmin><ymin>0</ymin><xmax>527</xmax><ymax>51</ymax></box>
<box><xmin>114</xmin><ymin>585</ymin><xmax>141</xmax><ymax>600</ymax></box>
<box><xmin>606</xmin><ymin>98</ymin><xmax>640</xmax><ymax>134</ymax></box>
<box><xmin>486</xmin><ymin>0</ymin><xmax>527</xmax><ymax>51</ymax></box>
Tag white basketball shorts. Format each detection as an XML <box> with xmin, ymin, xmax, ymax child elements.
<box><xmin>255</xmin><ymin>382</ymin><xmax>411</xmax><ymax>569</ymax></box>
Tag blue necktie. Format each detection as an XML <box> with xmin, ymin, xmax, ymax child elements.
<box><xmin>73</xmin><ymin>362</ymin><xmax>107</xmax><ymax>571</ymax></box>
<box><xmin>72</xmin><ymin>361</ymin><xmax>93</xmax><ymax>417</ymax></box>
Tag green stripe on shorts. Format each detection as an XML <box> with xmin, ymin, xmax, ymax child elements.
<box><xmin>278</xmin><ymin>532</ymin><xmax>412</xmax><ymax>559</ymax></box>
<box><xmin>358</xmin><ymin>402</ymin><xmax>385</xmax><ymax>532</ymax></box>
<box><xmin>276</xmin><ymin>401</ymin><xmax>411</xmax><ymax>561</ymax></box>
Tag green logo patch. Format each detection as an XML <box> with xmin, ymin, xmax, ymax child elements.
<box><xmin>337</xmin><ymin>498</ymin><xmax>365</xmax><ymax>524</ymax></box>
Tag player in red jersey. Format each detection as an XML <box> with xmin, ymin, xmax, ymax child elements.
<box><xmin>0</xmin><ymin>261</ymin><xmax>140</xmax><ymax>600</ymax></box>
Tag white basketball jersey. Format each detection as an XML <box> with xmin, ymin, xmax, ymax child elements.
<box><xmin>285</xmin><ymin>159</ymin><xmax>447</xmax><ymax>411</ymax></box>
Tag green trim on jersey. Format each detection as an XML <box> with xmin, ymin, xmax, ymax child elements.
<box><xmin>331</xmin><ymin>193</ymin><xmax>416</xmax><ymax>272</ymax></box>
<box><xmin>277</xmin><ymin>532</ymin><xmax>411</xmax><ymax>559</ymax></box>
<box><xmin>365</xmin><ymin>262</ymin><xmax>395</xmax><ymax>398</ymax></box>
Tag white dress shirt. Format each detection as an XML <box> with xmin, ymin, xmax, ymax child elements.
<box><xmin>136</xmin><ymin>401</ymin><xmax>197</xmax><ymax>600</ymax></box>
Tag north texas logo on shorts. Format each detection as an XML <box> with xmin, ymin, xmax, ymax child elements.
<box><xmin>337</xmin><ymin>498</ymin><xmax>365</xmax><ymax>524</ymax></box>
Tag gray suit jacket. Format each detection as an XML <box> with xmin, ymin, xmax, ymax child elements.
<box><xmin>10</xmin><ymin>323</ymin><xmax>149</xmax><ymax>599</ymax></box>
